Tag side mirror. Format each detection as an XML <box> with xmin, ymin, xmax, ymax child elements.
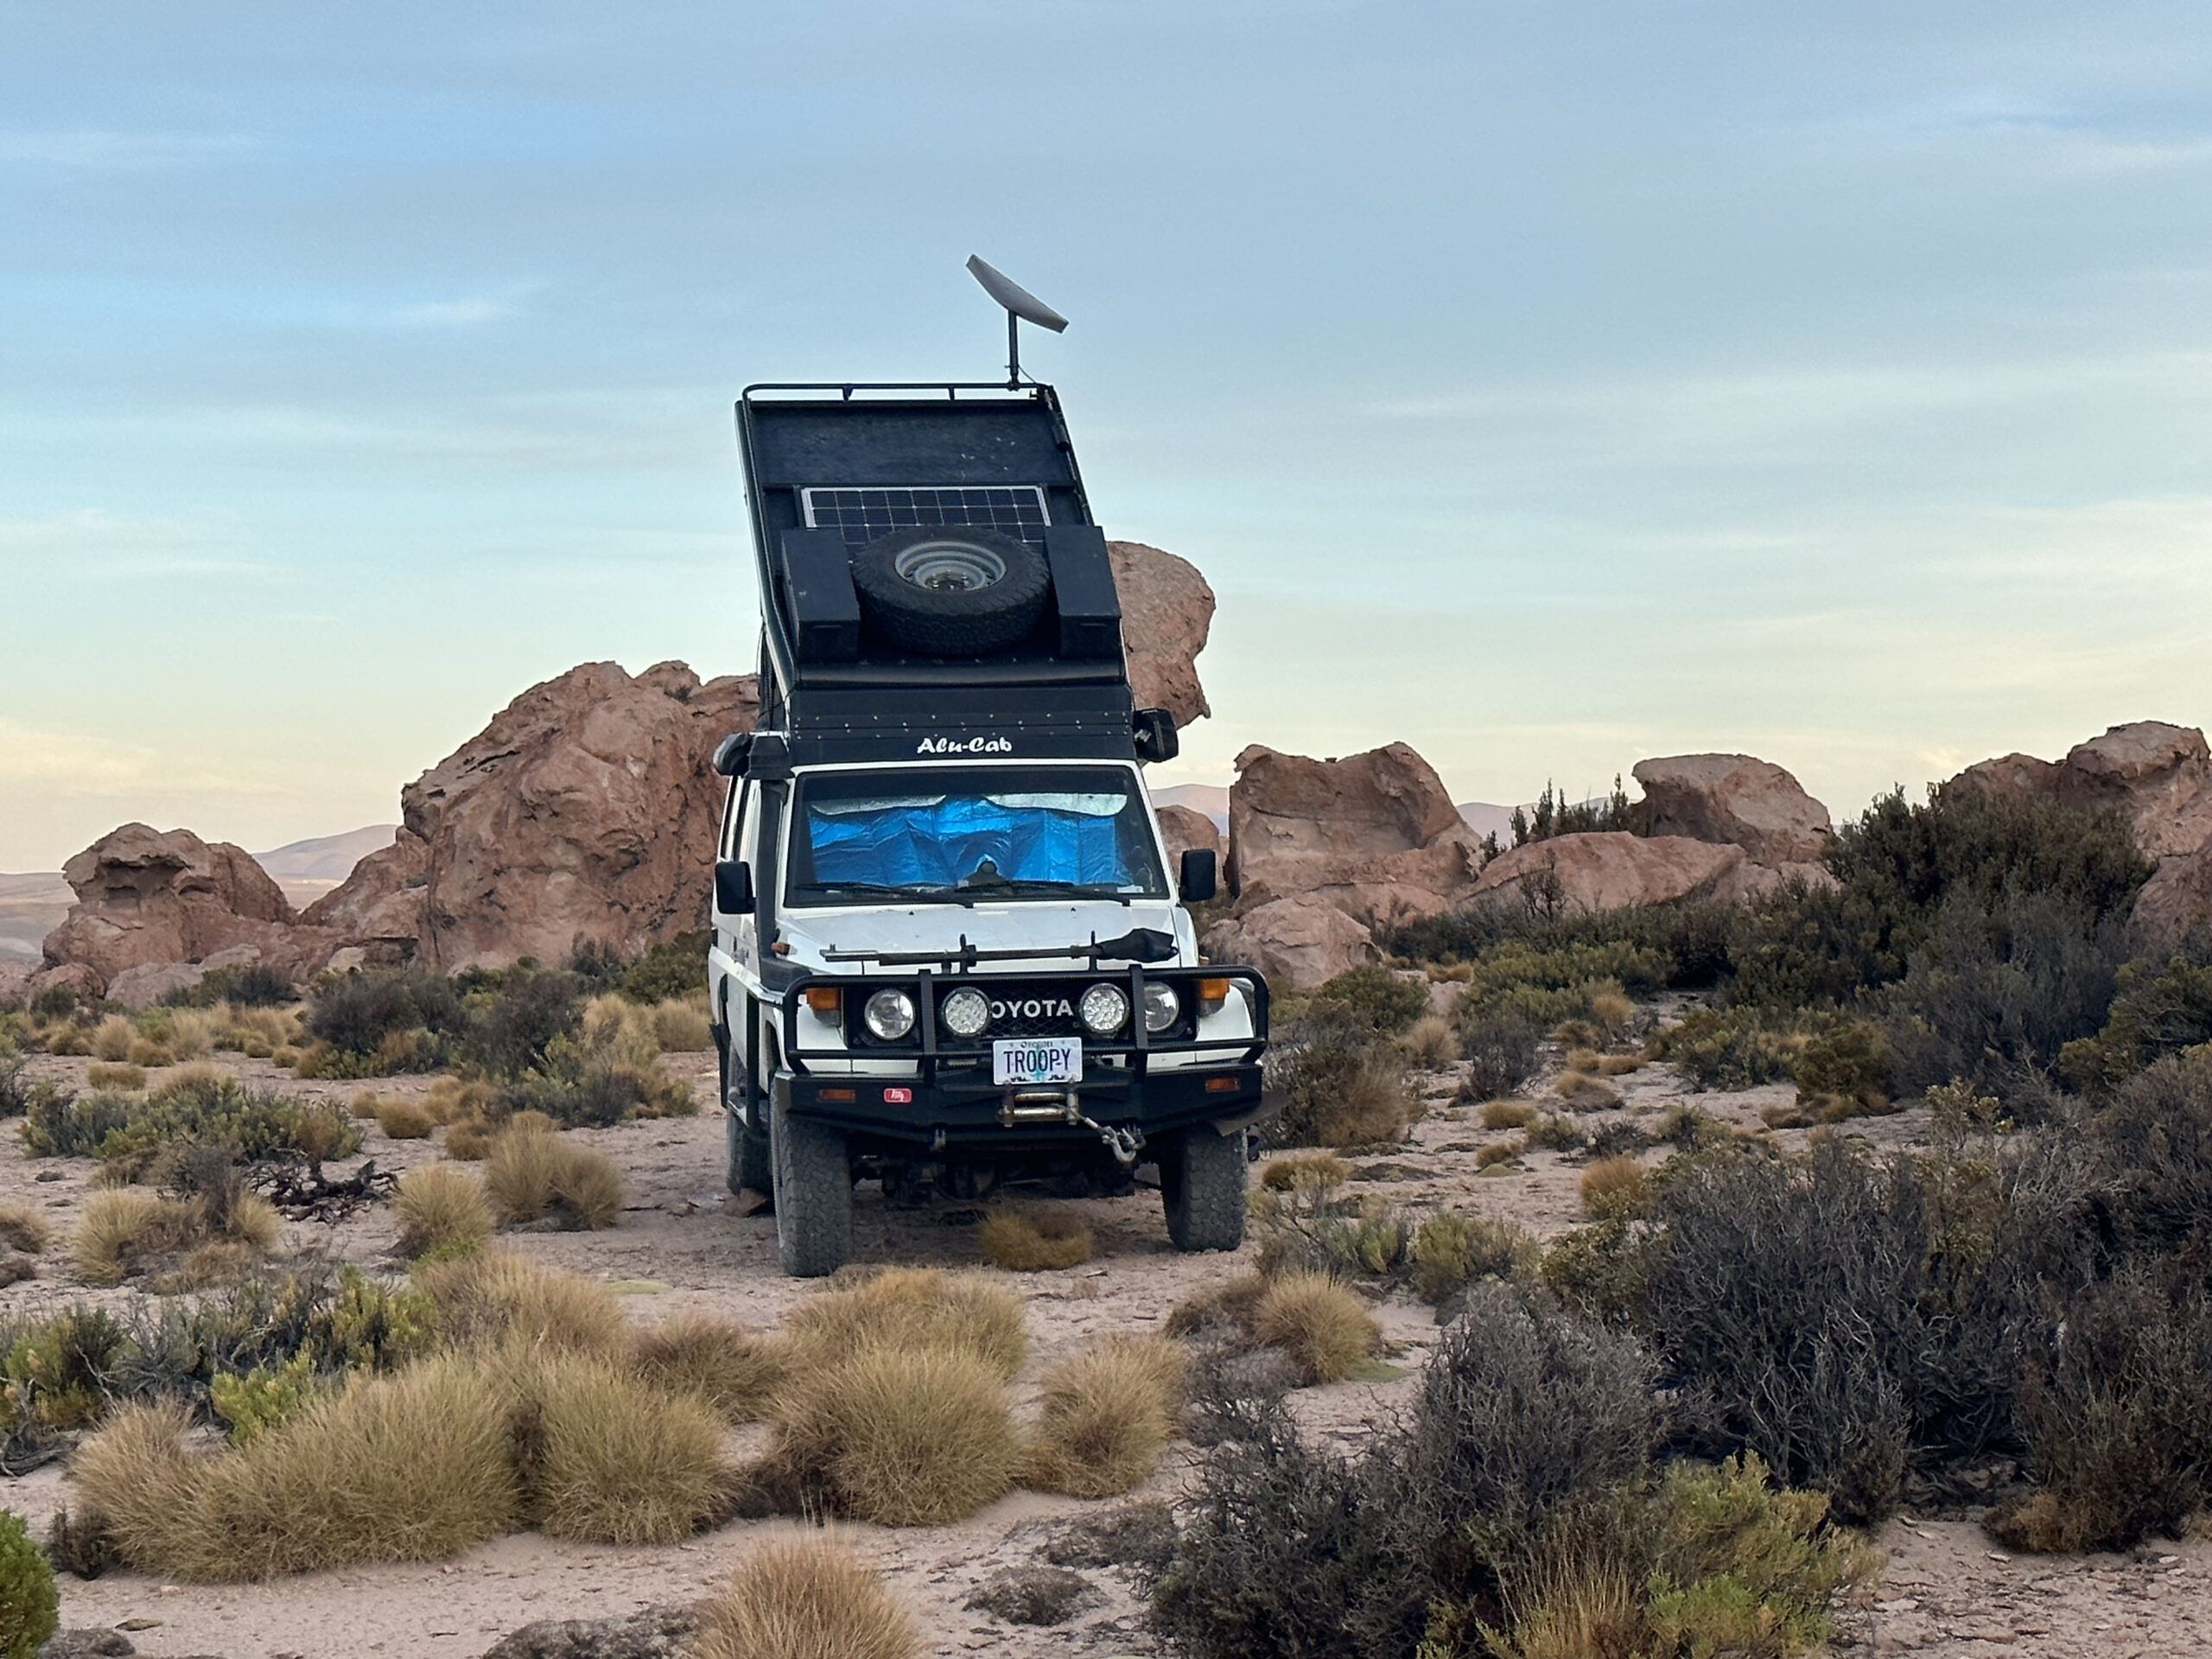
<box><xmin>1132</xmin><ymin>708</ymin><xmax>1179</xmax><ymax>764</ymax></box>
<box><xmin>711</xmin><ymin>732</ymin><xmax>755</xmax><ymax>778</ymax></box>
<box><xmin>1179</xmin><ymin>848</ymin><xmax>1217</xmax><ymax>905</ymax></box>
<box><xmin>715</xmin><ymin>859</ymin><xmax>755</xmax><ymax>916</ymax></box>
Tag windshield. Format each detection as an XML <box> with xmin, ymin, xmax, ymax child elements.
<box><xmin>785</xmin><ymin>765</ymin><xmax>1169</xmax><ymax>905</ymax></box>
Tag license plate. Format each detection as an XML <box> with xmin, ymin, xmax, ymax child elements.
<box><xmin>993</xmin><ymin>1037</ymin><xmax>1083</xmax><ymax>1087</ymax></box>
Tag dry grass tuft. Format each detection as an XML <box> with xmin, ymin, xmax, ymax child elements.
<box><xmin>442</xmin><ymin>1116</ymin><xmax>499</xmax><ymax>1161</ymax></box>
<box><xmin>693</xmin><ymin>1536</ymin><xmax>919</xmax><ymax>1659</ymax></box>
<box><xmin>484</xmin><ymin>1128</ymin><xmax>625</xmax><ymax>1230</ymax></box>
<box><xmin>784</xmin><ymin>1268</ymin><xmax>1027</xmax><ymax>1381</ymax></box>
<box><xmin>73</xmin><ymin>1191</ymin><xmax>206</xmax><ymax>1286</ymax></box>
<box><xmin>1588</xmin><ymin>989</ymin><xmax>1636</xmax><ymax>1041</ymax></box>
<box><xmin>90</xmin><ymin>1016</ymin><xmax>136</xmax><ymax>1063</ymax></box>
<box><xmin>348</xmin><ymin>1090</ymin><xmax>385</xmax><ymax>1120</ymax></box>
<box><xmin>976</xmin><ymin>1209</ymin><xmax>1094</xmax><ymax>1272</ymax></box>
<box><xmin>650</xmin><ymin>998</ymin><xmax>715</xmax><ymax>1052</ymax></box>
<box><xmin>0</xmin><ymin>1203</ymin><xmax>51</xmax><ymax>1255</ymax></box>
<box><xmin>519</xmin><ymin>1350</ymin><xmax>733</xmax><ymax>1544</ymax></box>
<box><xmin>373</xmin><ymin>1098</ymin><xmax>435</xmax><ymax>1140</ymax></box>
<box><xmin>416</xmin><ymin>1249</ymin><xmax>626</xmax><ymax>1354</ymax></box>
<box><xmin>72</xmin><ymin>1357</ymin><xmax>519</xmax><ymax>1580</ymax></box>
<box><xmin>1480</xmin><ymin>1098</ymin><xmax>1537</xmax><ymax>1130</ymax></box>
<box><xmin>1474</xmin><ymin>1140</ymin><xmax>1525</xmax><ymax>1170</ymax></box>
<box><xmin>1261</xmin><ymin>1152</ymin><xmax>1352</xmax><ymax>1192</ymax></box>
<box><xmin>1401</xmin><ymin>1013</ymin><xmax>1459</xmax><ymax>1070</ymax></box>
<box><xmin>84</xmin><ymin>1061</ymin><xmax>146</xmax><ymax>1091</ymax></box>
<box><xmin>124</xmin><ymin>1038</ymin><xmax>173</xmax><ymax>1070</ymax></box>
<box><xmin>767</xmin><ymin>1344</ymin><xmax>1020</xmax><ymax>1526</ymax></box>
<box><xmin>1165</xmin><ymin>1273</ymin><xmax>1269</xmax><ymax>1341</ymax></box>
<box><xmin>1020</xmin><ymin>1336</ymin><xmax>1185</xmax><ymax>1497</ymax></box>
<box><xmin>1553</xmin><ymin>1071</ymin><xmax>1623</xmax><ymax>1109</ymax></box>
<box><xmin>631</xmin><ymin>1313</ymin><xmax>784</xmax><ymax>1423</ymax></box>
<box><xmin>1250</xmin><ymin>1272</ymin><xmax>1380</xmax><ymax>1385</ymax></box>
<box><xmin>1578</xmin><ymin>1155</ymin><xmax>1650</xmax><ymax>1219</ymax></box>
<box><xmin>393</xmin><ymin>1163</ymin><xmax>495</xmax><ymax>1260</ymax></box>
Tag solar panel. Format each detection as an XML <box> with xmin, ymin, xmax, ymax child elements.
<box><xmin>799</xmin><ymin>485</ymin><xmax>1052</xmax><ymax>550</ymax></box>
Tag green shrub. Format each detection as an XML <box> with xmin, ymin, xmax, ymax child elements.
<box><xmin>0</xmin><ymin>1053</ymin><xmax>26</xmax><ymax>1122</ymax></box>
<box><xmin>461</xmin><ymin>967</ymin><xmax>583</xmax><ymax>1078</ymax></box>
<box><xmin>0</xmin><ymin>1510</ymin><xmax>57</xmax><ymax>1659</ymax></box>
<box><xmin>3</xmin><ymin>1306</ymin><xmax>130</xmax><ymax>1434</ymax></box>
<box><xmin>1264</xmin><ymin>1027</ymin><xmax>1414</xmax><ymax>1149</ymax></box>
<box><xmin>1455</xmin><ymin>1007</ymin><xmax>1544</xmax><ymax>1099</ymax></box>
<box><xmin>20</xmin><ymin>1086</ymin><xmax>133</xmax><ymax>1159</ymax></box>
<box><xmin>28</xmin><ymin>988</ymin><xmax>76</xmax><ymax>1022</ymax></box>
<box><xmin>305</xmin><ymin>967</ymin><xmax>463</xmax><ymax>1065</ymax></box>
<box><xmin>1652</xmin><ymin>1006</ymin><xmax>1811</xmax><ymax>1091</ymax></box>
<box><xmin>2059</xmin><ymin>940</ymin><xmax>2212</xmax><ymax>1090</ymax></box>
<box><xmin>209</xmin><ymin>1351</ymin><xmax>319</xmax><ymax>1445</ymax></box>
<box><xmin>1408</xmin><ymin>1211</ymin><xmax>1535</xmax><ymax>1306</ymax></box>
<box><xmin>1792</xmin><ymin>1020</ymin><xmax>1892</xmax><ymax>1112</ymax></box>
<box><xmin>499</xmin><ymin>1028</ymin><xmax>694</xmax><ymax>1127</ymax></box>
<box><xmin>1303</xmin><ymin>968</ymin><xmax>1428</xmax><ymax>1038</ymax></box>
<box><xmin>618</xmin><ymin>929</ymin><xmax>711</xmax><ymax>1006</ymax></box>
<box><xmin>162</xmin><ymin>963</ymin><xmax>295</xmax><ymax>1008</ymax></box>
<box><xmin>72</xmin><ymin>1072</ymin><xmax>361</xmax><ymax>1175</ymax></box>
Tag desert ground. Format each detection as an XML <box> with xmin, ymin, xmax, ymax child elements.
<box><xmin>3</xmin><ymin>1015</ymin><xmax>2207</xmax><ymax>1659</ymax></box>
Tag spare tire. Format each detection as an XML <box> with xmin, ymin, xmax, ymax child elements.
<box><xmin>851</xmin><ymin>526</ymin><xmax>1051</xmax><ymax>657</ymax></box>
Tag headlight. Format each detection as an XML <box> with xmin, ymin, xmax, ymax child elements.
<box><xmin>862</xmin><ymin>988</ymin><xmax>917</xmax><ymax>1041</ymax></box>
<box><xmin>1078</xmin><ymin>982</ymin><xmax>1129</xmax><ymax>1036</ymax></box>
<box><xmin>939</xmin><ymin>986</ymin><xmax>990</xmax><ymax>1039</ymax></box>
<box><xmin>1141</xmin><ymin>981</ymin><xmax>1180</xmax><ymax>1033</ymax></box>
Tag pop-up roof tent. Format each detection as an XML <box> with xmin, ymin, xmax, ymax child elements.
<box><xmin>734</xmin><ymin>380</ymin><xmax>1173</xmax><ymax>767</ymax></box>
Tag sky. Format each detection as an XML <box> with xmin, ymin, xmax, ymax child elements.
<box><xmin>2</xmin><ymin>1</ymin><xmax>2209</xmax><ymax>871</ymax></box>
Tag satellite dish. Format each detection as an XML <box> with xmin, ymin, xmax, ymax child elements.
<box><xmin>967</xmin><ymin>255</ymin><xmax>1067</xmax><ymax>385</ymax></box>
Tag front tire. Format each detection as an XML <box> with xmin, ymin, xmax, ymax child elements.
<box><xmin>1162</xmin><ymin>1127</ymin><xmax>1248</xmax><ymax>1252</ymax></box>
<box><xmin>772</xmin><ymin>1096</ymin><xmax>853</xmax><ymax>1277</ymax></box>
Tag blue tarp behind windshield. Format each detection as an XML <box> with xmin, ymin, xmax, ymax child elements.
<box><xmin>805</xmin><ymin>798</ymin><xmax>1135</xmax><ymax>889</ymax></box>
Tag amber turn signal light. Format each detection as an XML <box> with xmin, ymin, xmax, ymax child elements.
<box><xmin>804</xmin><ymin>987</ymin><xmax>842</xmax><ymax>1016</ymax></box>
<box><xmin>1197</xmin><ymin>976</ymin><xmax>1231</xmax><ymax>1014</ymax></box>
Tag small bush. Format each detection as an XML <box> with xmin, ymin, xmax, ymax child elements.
<box><xmin>1268</xmin><ymin>1033</ymin><xmax>1415</xmax><ymax>1148</ymax></box>
<box><xmin>1022</xmin><ymin>1336</ymin><xmax>1185</xmax><ymax>1498</ymax></box>
<box><xmin>175</xmin><ymin>963</ymin><xmax>295</xmax><ymax>1008</ymax></box>
<box><xmin>1457</xmin><ymin>1007</ymin><xmax>1544</xmax><ymax>1099</ymax></box>
<box><xmin>0</xmin><ymin>1509</ymin><xmax>57</xmax><ymax>1659</ymax></box>
<box><xmin>1250</xmin><ymin>1273</ymin><xmax>1378</xmax><ymax>1385</ymax></box>
<box><xmin>463</xmin><ymin>967</ymin><xmax>583</xmax><ymax>1078</ymax></box>
<box><xmin>498</xmin><ymin>1028</ymin><xmax>694</xmax><ymax>1127</ymax></box>
<box><xmin>483</xmin><ymin>1128</ymin><xmax>625</xmax><ymax>1230</ymax></box>
<box><xmin>372</xmin><ymin>1098</ymin><xmax>435</xmax><ymax>1139</ymax></box>
<box><xmin>783</xmin><ymin>1268</ymin><xmax>1027</xmax><ymax>1381</ymax></box>
<box><xmin>304</xmin><ymin>967</ymin><xmax>462</xmax><ymax>1068</ymax></box>
<box><xmin>767</xmin><ymin>1344</ymin><xmax>1020</xmax><ymax>1525</ymax></box>
<box><xmin>1409</xmin><ymin>1211</ymin><xmax>1536</xmax><ymax>1306</ymax></box>
<box><xmin>617</xmin><ymin>930</ymin><xmax>709</xmax><ymax>1007</ymax></box>
<box><xmin>1480</xmin><ymin>1098</ymin><xmax>1536</xmax><ymax>1130</ymax></box>
<box><xmin>56</xmin><ymin>1071</ymin><xmax>360</xmax><ymax>1174</ymax></box>
<box><xmin>0</xmin><ymin>1208</ymin><xmax>47</xmax><ymax>1257</ymax></box>
<box><xmin>1580</xmin><ymin>1155</ymin><xmax>1649</xmax><ymax>1220</ymax></box>
<box><xmin>524</xmin><ymin>1351</ymin><xmax>731</xmax><ymax>1544</ymax></box>
<box><xmin>1524</xmin><ymin>1114</ymin><xmax>1587</xmax><ymax>1153</ymax></box>
<box><xmin>2060</xmin><ymin>940</ymin><xmax>2212</xmax><ymax>1090</ymax></box>
<box><xmin>83</xmin><ymin>1062</ymin><xmax>145</xmax><ymax>1092</ymax></box>
<box><xmin>72</xmin><ymin>1192</ymin><xmax>207</xmax><ymax>1286</ymax></box>
<box><xmin>1305</xmin><ymin>967</ymin><xmax>1429</xmax><ymax>1038</ymax></box>
<box><xmin>392</xmin><ymin>1164</ymin><xmax>494</xmax><ymax>1260</ymax></box>
<box><xmin>415</xmin><ymin>1251</ymin><xmax>626</xmax><ymax>1354</ymax></box>
<box><xmin>1793</xmin><ymin>1020</ymin><xmax>1892</xmax><ymax>1112</ymax></box>
<box><xmin>1653</xmin><ymin>1006</ymin><xmax>1811</xmax><ymax>1090</ymax></box>
<box><xmin>692</xmin><ymin>1536</ymin><xmax>918</xmax><ymax>1659</ymax></box>
<box><xmin>89</xmin><ymin>1017</ymin><xmax>135</xmax><ymax>1064</ymax></box>
<box><xmin>977</xmin><ymin>1209</ymin><xmax>1094</xmax><ymax>1271</ymax></box>
<box><xmin>649</xmin><ymin>998</ymin><xmax>714</xmax><ymax>1052</ymax></box>
<box><xmin>1552</xmin><ymin>1071</ymin><xmax>1620</xmax><ymax>1110</ymax></box>
<box><xmin>1475</xmin><ymin>1140</ymin><xmax>1523</xmax><ymax>1170</ymax></box>
<box><xmin>1400</xmin><ymin>1013</ymin><xmax>1457</xmax><ymax>1069</ymax></box>
<box><xmin>1261</xmin><ymin>1152</ymin><xmax>1353</xmax><ymax>1192</ymax></box>
<box><xmin>630</xmin><ymin>1313</ymin><xmax>782</xmax><ymax>1423</ymax></box>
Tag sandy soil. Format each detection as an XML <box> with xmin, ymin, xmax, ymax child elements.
<box><xmin>3</xmin><ymin>1035</ymin><xmax>2209</xmax><ymax>1658</ymax></box>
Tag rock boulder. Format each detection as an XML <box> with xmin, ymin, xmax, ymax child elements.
<box><xmin>1469</xmin><ymin>832</ymin><xmax>1746</xmax><ymax>914</ymax></box>
<box><xmin>1109</xmin><ymin>541</ymin><xmax>1213</xmax><ymax>728</ymax></box>
<box><xmin>1202</xmin><ymin>897</ymin><xmax>1377</xmax><ymax>988</ymax></box>
<box><xmin>2056</xmin><ymin>721</ymin><xmax>2212</xmax><ymax>861</ymax></box>
<box><xmin>41</xmin><ymin>823</ymin><xmax>296</xmax><ymax>995</ymax></box>
<box><xmin>1631</xmin><ymin>753</ymin><xmax>1831</xmax><ymax>867</ymax></box>
<box><xmin>1154</xmin><ymin>804</ymin><xmax>1223</xmax><ymax>873</ymax></box>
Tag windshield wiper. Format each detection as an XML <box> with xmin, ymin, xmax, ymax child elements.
<box><xmin>957</xmin><ymin>877</ymin><xmax>1136</xmax><ymax>905</ymax></box>
<box><xmin>797</xmin><ymin>880</ymin><xmax>960</xmax><ymax>902</ymax></box>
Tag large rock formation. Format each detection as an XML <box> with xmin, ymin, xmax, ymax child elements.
<box><xmin>313</xmin><ymin>661</ymin><xmax>760</xmax><ymax>973</ymax></box>
<box><xmin>1108</xmin><ymin>541</ymin><xmax>1213</xmax><ymax>728</ymax></box>
<box><xmin>1154</xmin><ymin>804</ymin><xmax>1223</xmax><ymax>873</ymax></box>
<box><xmin>1952</xmin><ymin>720</ymin><xmax>2212</xmax><ymax>944</ymax></box>
<box><xmin>1469</xmin><ymin>832</ymin><xmax>1748</xmax><ymax>914</ymax></box>
<box><xmin>1631</xmin><ymin>753</ymin><xmax>1830</xmax><ymax>868</ymax></box>
<box><xmin>1203</xmin><ymin>741</ymin><xmax>1489</xmax><ymax>988</ymax></box>
<box><xmin>41</xmin><ymin>824</ymin><xmax>297</xmax><ymax>995</ymax></box>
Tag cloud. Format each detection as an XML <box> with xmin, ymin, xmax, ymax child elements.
<box><xmin>0</xmin><ymin>129</ymin><xmax>255</xmax><ymax>169</ymax></box>
<box><xmin>0</xmin><ymin>510</ymin><xmax>279</xmax><ymax>577</ymax></box>
<box><xmin>326</xmin><ymin>285</ymin><xmax>541</xmax><ymax>331</ymax></box>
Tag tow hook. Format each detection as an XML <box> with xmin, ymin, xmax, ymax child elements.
<box><xmin>995</xmin><ymin>1090</ymin><xmax>1146</xmax><ymax>1166</ymax></box>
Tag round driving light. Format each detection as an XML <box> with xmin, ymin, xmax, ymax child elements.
<box><xmin>1141</xmin><ymin>981</ymin><xmax>1180</xmax><ymax>1033</ymax></box>
<box><xmin>1078</xmin><ymin>982</ymin><xmax>1130</xmax><ymax>1036</ymax></box>
<box><xmin>862</xmin><ymin>988</ymin><xmax>917</xmax><ymax>1041</ymax></box>
<box><xmin>940</xmin><ymin>986</ymin><xmax>990</xmax><ymax>1039</ymax></box>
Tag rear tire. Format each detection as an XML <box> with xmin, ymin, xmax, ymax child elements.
<box><xmin>1162</xmin><ymin>1127</ymin><xmax>1247</xmax><ymax>1252</ymax></box>
<box><xmin>772</xmin><ymin>1096</ymin><xmax>853</xmax><ymax>1277</ymax></box>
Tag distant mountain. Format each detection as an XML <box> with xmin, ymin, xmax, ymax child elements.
<box><xmin>0</xmin><ymin>872</ymin><xmax>70</xmax><ymax>964</ymax></box>
<box><xmin>255</xmin><ymin>825</ymin><xmax>397</xmax><ymax>884</ymax></box>
<box><xmin>1457</xmin><ymin>802</ymin><xmax>1516</xmax><ymax>844</ymax></box>
<box><xmin>1153</xmin><ymin>784</ymin><xmax>1230</xmax><ymax>830</ymax></box>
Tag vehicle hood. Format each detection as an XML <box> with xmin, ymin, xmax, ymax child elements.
<box><xmin>777</xmin><ymin>899</ymin><xmax>1192</xmax><ymax>974</ymax></box>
